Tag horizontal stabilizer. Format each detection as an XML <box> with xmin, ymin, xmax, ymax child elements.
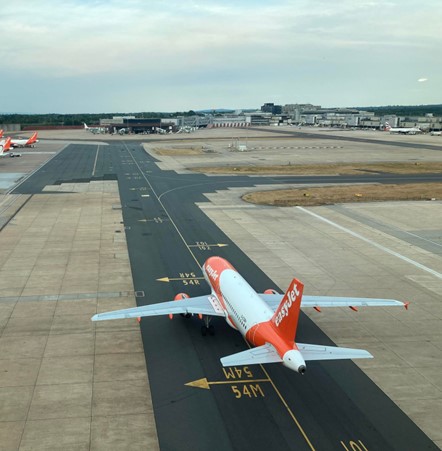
<box><xmin>297</xmin><ymin>343</ymin><xmax>373</xmax><ymax>361</ymax></box>
<box><xmin>92</xmin><ymin>295</ymin><xmax>223</xmax><ymax>321</ymax></box>
<box><xmin>220</xmin><ymin>343</ymin><xmax>282</xmax><ymax>367</ymax></box>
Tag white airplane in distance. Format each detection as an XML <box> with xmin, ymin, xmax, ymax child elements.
<box><xmin>92</xmin><ymin>256</ymin><xmax>408</xmax><ymax>374</ymax></box>
<box><xmin>385</xmin><ymin>122</ymin><xmax>422</xmax><ymax>135</ymax></box>
<box><xmin>10</xmin><ymin>132</ymin><xmax>38</xmax><ymax>148</ymax></box>
<box><xmin>430</xmin><ymin>131</ymin><xmax>441</xmax><ymax>136</ymax></box>
<box><xmin>84</xmin><ymin>123</ymin><xmax>106</xmax><ymax>134</ymax></box>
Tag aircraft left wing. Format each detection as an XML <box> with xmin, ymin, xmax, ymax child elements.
<box><xmin>259</xmin><ymin>293</ymin><xmax>407</xmax><ymax>309</ymax></box>
<box><xmin>92</xmin><ymin>295</ymin><xmax>224</xmax><ymax>321</ymax></box>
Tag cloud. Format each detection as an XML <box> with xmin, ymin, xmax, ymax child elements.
<box><xmin>1</xmin><ymin>0</ymin><xmax>441</xmax><ymax>112</ymax></box>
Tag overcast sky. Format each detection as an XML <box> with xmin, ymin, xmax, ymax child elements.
<box><xmin>1</xmin><ymin>0</ymin><xmax>441</xmax><ymax>113</ymax></box>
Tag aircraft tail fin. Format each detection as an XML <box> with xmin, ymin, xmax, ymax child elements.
<box><xmin>3</xmin><ymin>137</ymin><xmax>11</xmax><ymax>151</ymax></box>
<box><xmin>0</xmin><ymin>129</ymin><xmax>3</xmax><ymax>138</ymax></box>
<box><xmin>271</xmin><ymin>278</ymin><xmax>304</xmax><ymax>342</ymax></box>
<box><xmin>27</xmin><ymin>132</ymin><xmax>38</xmax><ymax>144</ymax></box>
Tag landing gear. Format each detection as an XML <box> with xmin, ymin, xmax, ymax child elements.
<box><xmin>200</xmin><ymin>316</ymin><xmax>214</xmax><ymax>336</ymax></box>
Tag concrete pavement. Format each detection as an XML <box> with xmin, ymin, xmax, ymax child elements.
<box><xmin>0</xmin><ymin>181</ymin><xmax>159</xmax><ymax>451</ymax></box>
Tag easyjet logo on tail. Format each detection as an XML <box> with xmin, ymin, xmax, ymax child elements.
<box><xmin>275</xmin><ymin>284</ymin><xmax>299</xmax><ymax>327</ymax></box>
<box><xmin>272</xmin><ymin>278</ymin><xmax>304</xmax><ymax>342</ymax></box>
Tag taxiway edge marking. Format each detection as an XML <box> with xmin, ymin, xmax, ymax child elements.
<box><xmin>297</xmin><ymin>206</ymin><xmax>442</xmax><ymax>280</ymax></box>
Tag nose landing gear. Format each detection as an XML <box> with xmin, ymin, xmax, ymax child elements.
<box><xmin>200</xmin><ymin>316</ymin><xmax>215</xmax><ymax>336</ymax></box>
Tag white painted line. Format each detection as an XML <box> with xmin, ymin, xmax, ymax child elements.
<box><xmin>297</xmin><ymin>206</ymin><xmax>442</xmax><ymax>280</ymax></box>
<box><xmin>92</xmin><ymin>145</ymin><xmax>100</xmax><ymax>176</ymax></box>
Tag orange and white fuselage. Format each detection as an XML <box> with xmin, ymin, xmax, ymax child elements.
<box><xmin>0</xmin><ymin>137</ymin><xmax>12</xmax><ymax>156</ymax></box>
<box><xmin>202</xmin><ymin>256</ymin><xmax>306</xmax><ymax>373</ymax></box>
<box><xmin>92</xmin><ymin>256</ymin><xmax>407</xmax><ymax>374</ymax></box>
<box><xmin>11</xmin><ymin>132</ymin><xmax>38</xmax><ymax>148</ymax></box>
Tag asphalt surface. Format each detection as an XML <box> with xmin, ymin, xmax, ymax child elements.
<box><xmin>248</xmin><ymin>127</ymin><xmax>442</xmax><ymax>152</ymax></box>
<box><xmin>12</xmin><ymin>142</ymin><xmax>440</xmax><ymax>451</ymax></box>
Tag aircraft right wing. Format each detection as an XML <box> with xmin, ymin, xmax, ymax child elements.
<box><xmin>259</xmin><ymin>294</ymin><xmax>407</xmax><ymax>310</ymax></box>
<box><xmin>92</xmin><ymin>295</ymin><xmax>224</xmax><ymax>321</ymax></box>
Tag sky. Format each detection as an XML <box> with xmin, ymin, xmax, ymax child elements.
<box><xmin>0</xmin><ymin>0</ymin><xmax>441</xmax><ymax>113</ymax></box>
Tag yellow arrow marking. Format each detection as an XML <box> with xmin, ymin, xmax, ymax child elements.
<box><xmin>185</xmin><ymin>377</ymin><xmax>270</xmax><ymax>390</ymax></box>
<box><xmin>156</xmin><ymin>277</ymin><xmax>205</xmax><ymax>283</ymax></box>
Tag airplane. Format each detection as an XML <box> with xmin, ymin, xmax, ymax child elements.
<box><xmin>384</xmin><ymin>122</ymin><xmax>422</xmax><ymax>135</ymax></box>
<box><xmin>10</xmin><ymin>132</ymin><xmax>38</xmax><ymax>148</ymax></box>
<box><xmin>0</xmin><ymin>137</ymin><xmax>21</xmax><ymax>157</ymax></box>
<box><xmin>0</xmin><ymin>137</ymin><xmax>12</xmax><ymax>156</ymax></box>
<box><xmin>92</xmin><ymin>256</ymin><xmax>408</xmax><ymax>374</ymax></box>
<box><xmin>84</xmin><ymin>123</ymin><xmax>106</xmax><ymax>134</ymax></box>
<box><xmin>430</xmin><ymin>131</ymin><xmax>441</xmax><ymax>136</ymax></box>
<box><xmin>0</xmin><ymin>129</ymin><xmax>3</xmax><ymax>138</ymax></box>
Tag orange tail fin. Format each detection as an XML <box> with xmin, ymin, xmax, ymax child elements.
<box><xmin>27</xmin><ymin>132</ymin><xmax>37</xmax><ymax>144</ymax></box>
<box><xmin>271</xmin><ymin>278</ymin><xmax>304</xmax><ymax>342</ymax></box>
<box><xmin>4</xmin><ymin>137</ymin><xmax>12</xmax><ymax>151</ymax></box>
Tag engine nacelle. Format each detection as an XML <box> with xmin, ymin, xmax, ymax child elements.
<box><xmin>264</xmin><ymin>289</ymin><xmax>279</xmax><ymax>295</ymax></box>
<box><xmin>171</xmin><ymin>293</ymin><xmax>190</xmax><ymax>319</ymax></box>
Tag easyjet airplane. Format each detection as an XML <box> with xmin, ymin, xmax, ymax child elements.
<box><xmin>11</xmin><ymin>131</ymin><xmax>38</xmax><ymax>148</ymax></box>
<box><xmin>0</xmin><ymin>129</ymin><xmax>3</xmax><ymax>138</ymax></box>
<box><xmin>92</xmin><ymin>256</ymin><xmax>408</xmax><ymax>374</ymax></box>
<box><xmin>0</xmin><ymin>137</ymin><xmax>12</xmax><ymax>157</ymax></box>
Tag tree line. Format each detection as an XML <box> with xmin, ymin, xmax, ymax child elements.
<box><xmin>0</xmin><ymin>111</ymin><xmax>201</xmax><ymax>126</ymax></box>
<box><xmin>359</xmin><ymin>104</ymin><xmax>442</xmax><ymax>117</ymax></box>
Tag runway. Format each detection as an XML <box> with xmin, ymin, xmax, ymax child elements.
<box><xmin>248</xmin><ymin>127</ymin><xmax>442</xmax><ymax>152</ymax></box>
<box><xmin>12</xmin><ymin>142</ymin><xmax>439</xmax><ymax>450</ymax></box>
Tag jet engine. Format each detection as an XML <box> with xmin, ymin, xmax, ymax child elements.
<box><xmin>169</xmin><ymin>293</ymin><xmax>191</xmax><ymax>319</ymax></box>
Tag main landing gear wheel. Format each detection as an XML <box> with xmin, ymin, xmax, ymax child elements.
<box><xmin>201</xmin><ymin>325</ymin><xmax>215</xmax><ymax>336</ymax></box>
<box><xmin>201</xmin><ymin>316</ymin><xmax>215</xmax><ymax>336</ymax></box>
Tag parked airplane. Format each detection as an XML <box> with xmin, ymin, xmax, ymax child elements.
<box><xmin>0</xmin><ymin>137</ymin><xmax>12</xmax><ymax>156</ymax></box>
<box><xmin>84</xmin><ymin>123</ymin><xmax>106</xmax><ymax>134</ymax></box>
<box><xmin>92</xmin><ymin>256</ymin><xmax>408</xmax><ymax>374</ymax></box>
<box><xmin>0</xmin><ymin>129</ymin><xmax>3</xmax><ymax>138</ymax></box>
<box><xmin>11</xmin><ymin>132</ymin><xmax>38</xmax><ymax>148</ymax></box>
<box><xmin>385</xmin><ymin>122</ymin><xmax>422</xmax><ymax>135</ymax></box>
<box><xmin>0</xmin><ymin>137</ymin><xmax>21</xmax><ymax>157</ymax></box>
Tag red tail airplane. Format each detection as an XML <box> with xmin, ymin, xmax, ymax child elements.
<box><xmin>11</xmin><ymin>132</ymin><xmax>38</xmax><ymax>148</ymax></box>
<box><xmin>92</xmin><ymin>256</ymin><xmax>408</xmax><ymax>374</ymax></box>
<box><xmin>0</xmin><ymin>137</ymin><xmax>12</xmax><ymax>157</ymax></box>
